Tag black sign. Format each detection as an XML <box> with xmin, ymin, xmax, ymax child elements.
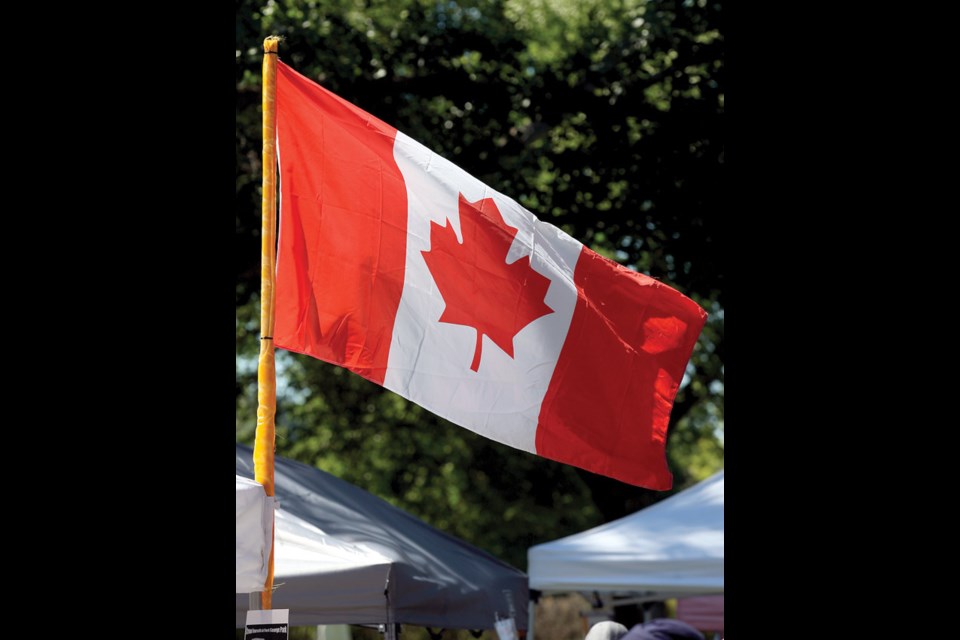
<box><xmin>244</xmin><ymin>622</ymin><xmax>288</xmax><ymax>640</ymax></box>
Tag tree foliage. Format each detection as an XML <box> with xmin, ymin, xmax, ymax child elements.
<box><xmin>236</xmin><ymin>0</ymin><xmax>723</xmax><ymax>572</ymax></box>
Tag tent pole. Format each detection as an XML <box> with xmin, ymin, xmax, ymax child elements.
<box><xmin>253</xmin><ymin>34</ymin><xmax>281</xmax><ymax>610</ymax></box>
<box><xmin>527</xmin><ymin>599</ymin><xmax>536</xmax><ymax>640</ymax></box>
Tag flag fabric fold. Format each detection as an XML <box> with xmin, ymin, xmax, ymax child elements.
<box><xmin>274</xmin><ymin>61</ymin><xmax>707</xmax><ymax>490</ymax></box>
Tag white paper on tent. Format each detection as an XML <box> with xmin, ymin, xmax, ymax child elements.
<box><xmin>494</xmin><ymin>616</ymin><xmax>517</xmax><ymax>640</ymax></box>
<box><xmin>237</xmin><ymin>475</ymin><xmax>275</xmax><ymax>593</ymax></box>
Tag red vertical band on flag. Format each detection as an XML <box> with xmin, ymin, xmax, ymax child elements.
<box><xmin>274</xmin><ymin>62</ymin><xmax>407</xmax><ymax>384</ymax></box>
<box><xmin>536</xmin><ymin>248</ymin><xmax>707</xmax><ymax>490</ymax></box>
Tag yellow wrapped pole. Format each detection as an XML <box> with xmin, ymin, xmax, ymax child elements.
<box><xmin>253</xmin><ymin>35</ymin><xmax>280</xmax><ymax>610</ymax></box>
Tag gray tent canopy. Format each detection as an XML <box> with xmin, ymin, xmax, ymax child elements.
<box><xmin>236</xmin><ymin>444</ymin><xmax>528</xmax><ymax>630</ymax></box>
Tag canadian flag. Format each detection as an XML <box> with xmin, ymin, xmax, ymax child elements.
<box><xmin>274</xmin><ymin>61</ymin><xmax>707</xmax><ymax>490</ymax></box>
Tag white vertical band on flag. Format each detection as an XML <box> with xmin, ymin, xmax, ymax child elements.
<box><xmin>385</xmin><ymin>132</ymin><xmax>582</xmax><ymax>453</ymax></box>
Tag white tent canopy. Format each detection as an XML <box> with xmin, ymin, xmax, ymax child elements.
<box><xmin>237</xmin><ymin>474</ymin><xmax>391</xmax><ymax>596</ymax></box>
<box><xmin>528</xmin><ymin>469</ymin><xmax>723</xmax><ymax>600</ymax></box>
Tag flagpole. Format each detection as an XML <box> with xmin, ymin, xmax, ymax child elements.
<box><xmin>253</xmin><ymin>34</ymin><xmax>280</xmax><ymax>610</ymax></box>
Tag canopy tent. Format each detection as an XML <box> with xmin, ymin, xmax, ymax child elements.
<box><xmin>236</xmin><ymin>444</ymin><xmax>528</xmax><ymax>630</ymax></box>
<box><xmin>236</xmin><ymin>475</ymin><xmax>393</xmax><ymax>615</ymax></box>
<box><xmin>528</xmin><ymin>469</ymin><xmax>723</xmax><ymax>600</ymax></box>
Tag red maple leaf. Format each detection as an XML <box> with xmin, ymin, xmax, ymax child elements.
<box><xmin>421</xmin><ymin>193</ymin><xmax>555</xmax><ymax>372</ymax></box>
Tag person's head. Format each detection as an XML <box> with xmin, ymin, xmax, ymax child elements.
<box><xmin>585</xmin><ymin>620</ymin><xmax>630</xmax><ymax>640</ymax></box>
<box><xmin>621</xmin><ymin>618</ymin><xmax>705</xmax><ymax>640</ymax></box>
